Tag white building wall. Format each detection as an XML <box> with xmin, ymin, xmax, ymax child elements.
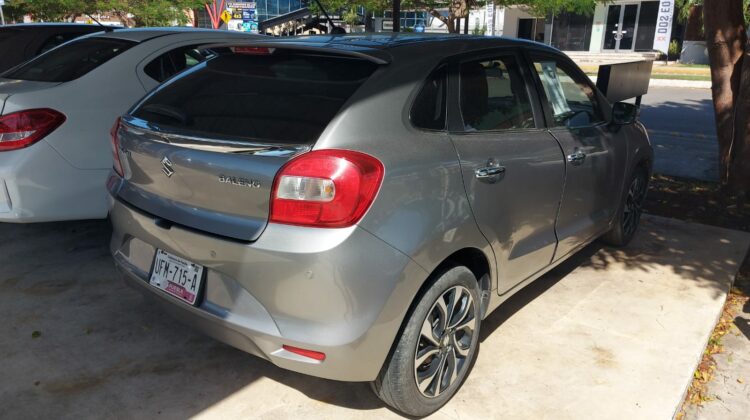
<box><xmin>589</xmin><ymin>3</ymin><xmax>607</xmax><ymax>52</ymax></box>
<box><xmin>468</xmin><ymin>5</ymin><xmax>538</xmax><ymax>37</ymax></box>
<box><xmin>501</xmin><ymin>6</ymin><xmax>539</xmax><ymax>38</ymax></box>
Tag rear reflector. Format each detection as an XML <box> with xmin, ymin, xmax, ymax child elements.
<box><xmin>282</xmin><ymin>345</ymin><xmax>326</xmax><ymax>361</ymax></box>
<box><xmin>270</xmin><ymin>149</ymin><xmax>384</xmax><ymax>228</ymax></box>
<box><xmin>0</xmin><ymin>109</ymin><xmax>66</xmax><ymax>152</ymax></box>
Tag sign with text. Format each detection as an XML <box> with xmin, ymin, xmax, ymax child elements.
<box><xmin>227</xmin><ymin>1</ymin><xmax>258</xmax><ymax>33</ymax></box>
<box><xmin>653</xmin><ymin>0</ymin><xmax>675</xmax><ymax>55</ymax></box>
<box><xmin>485</xmin><ymin>2</ymin><xmax>494</xmax><ymax>36</ymax></box>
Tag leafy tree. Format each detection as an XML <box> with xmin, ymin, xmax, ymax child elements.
<box><xmin>4</xmin><ymin>0</ymin><xmax>204</xmax><ymax>26</ymax></box>
<box><xmin>107</xmin><ymin>0</ymin><xmax>205</xmax><ymax>26</ymax></box>
<box><xmin>702</xmin><ymin>0</ymin><xmax>750</xmax><ymax>203</ymax></box>
<box><xmin>4</xmin><ymin>0</ymin><xmax>97</xmax><ymax>21</ymax></box>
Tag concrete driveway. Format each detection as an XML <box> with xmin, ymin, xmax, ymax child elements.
<box><xmin>1</xmin><ymin>216</ymin><xmax>748</xmax><ymax>419</ymax></box>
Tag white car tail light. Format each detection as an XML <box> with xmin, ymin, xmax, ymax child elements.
<box><xmin>110</xmin><ymin>117</ymin><xmax>124</xmax><ymax>177</ymax></box>
<box><xmin>270</xmin><ymin>150</ymin><xmax>384</xmax><ymax>228</ymax></box>
<box><xmin>0</xmin><ymin>109</ymin><xmax>66</xmax><ymax>152</ymax></box>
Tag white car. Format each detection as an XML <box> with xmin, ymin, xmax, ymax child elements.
<box><xmin>0</xmin><ymin>28</ymin><xmax>262</xmax><ymax>222</ymax></box>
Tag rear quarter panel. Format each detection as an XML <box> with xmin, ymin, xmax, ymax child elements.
<box><xmin>315</xmin><ymin>47</ymin><xmax>497</xmax><ymax>298</ymax></box>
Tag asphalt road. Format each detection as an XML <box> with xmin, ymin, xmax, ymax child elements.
<box><xmin>638</xmin><ymin>86</ymin><xmax>718</xmax><ymax>181</ymax></box>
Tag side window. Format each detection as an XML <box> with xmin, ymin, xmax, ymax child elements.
<box><xmin>410</xmin><ymin>66</ymin><xmax>447</xmax><ymax>131</ymax></box>
<box><xmin>532</xmin><ymin>59</ymin><xmax>604</xmax><ymax>128</ymax></box>
<box><xmin>459</xmin><ymin>56</ymin><xmax>535</xmax><ymax>132</ymax></box>
<box><xmin>144</xmin><ymin>46</ymin><xmax>213</xmax><ymax>83</ymax></box>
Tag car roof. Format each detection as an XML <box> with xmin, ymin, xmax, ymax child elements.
<box><xmin>233</xmin><ymin>33</ymin><xmax>562</xmax><ymax>65</ymax></box>
<box><xmin>0</xmin><ymin>23</ymin><xmax>107</xmax><ymax>29</ymax></box>
<box><xmin>0</xmin><ymin>23</ymin><xmax>112</xmax><ymax>34</ymax></box>
<box><xmin>85</xmin><ymin>27</ymin><xmax>257</xmax><ymax>43</ymax></box>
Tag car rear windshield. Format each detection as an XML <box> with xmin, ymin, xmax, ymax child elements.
<box><xmin>132</xmin><ymin>50</ymin><xmax>379</xmax><ymax>145</ymax></box>
<box><xmin>4</xmin><ymin>37</ymin><xmax>135</xmax><ymax>82</ymax></box>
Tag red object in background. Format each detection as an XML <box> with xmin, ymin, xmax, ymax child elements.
<box><xmin>204</xmin><ymin>0</ymin><xmax>227</xmax><ymax>29</ymax></box>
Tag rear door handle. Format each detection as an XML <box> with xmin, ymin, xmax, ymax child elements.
<box><xmin>567</xmin><ymin>150</ymin><xmax>586</xmax><ymax>166</ymax></box>
<box><xmin>475</xmin><ymin>166</ymin><xmax>506</xmax><ymax>183</ymax></box>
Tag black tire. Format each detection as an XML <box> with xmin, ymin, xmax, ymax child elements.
<box><xmin>602</xmin><ymin>166</ymin><xmax>649</xmax><ymax>247</ymax></box>
<box><xmin>371</xmin><ymin>266</ymin><xmax>481</xmax><ymax>417</ymax></box>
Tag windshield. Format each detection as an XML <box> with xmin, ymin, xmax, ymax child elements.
<box><xmin>132</xmin><ymin>51</ymin><xmax>378</xmax><ymax>145</ymax></box>
<box><xmin>3</xmin><ymin>37</ymin><xmax>135</xmax><ymax>82</ymax></box>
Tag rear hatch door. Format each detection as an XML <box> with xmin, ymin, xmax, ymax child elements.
<box><xmin>116</xmin><ymin>48</ymin><xmax>380</xmax><ymax>241</ymax></box>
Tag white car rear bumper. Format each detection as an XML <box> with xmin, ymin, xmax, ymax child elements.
<box><xmin>0</xmin><ymin>140</ymin><xmax>109</xmax><ymax>222</ymax></box>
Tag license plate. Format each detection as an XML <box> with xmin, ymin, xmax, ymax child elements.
<box><xmin>149</xmin><ymin>249</ymin><xmax>204</xmax><ymax>305</ymax></box>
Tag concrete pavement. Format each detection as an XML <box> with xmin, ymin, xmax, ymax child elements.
<box><xmin>1</xmin><ymin>216</ymin><xmax>748</xmax><ymax>419</ymax></box>
<box><xmin>639</xmin><ymin>87</ymin><xmax>718</xmax><ymax>181</ymax></box>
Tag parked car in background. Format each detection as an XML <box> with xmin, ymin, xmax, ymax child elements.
<box><xmin>0</xmin><ymin>24</ymin><xmax>114</xmax><ymax>73</ymax></box>
<box><xmin>0</xmin><ymin>28</ymin><xmax>262</xmax><ymax>222</ymax></box>
<box><xmin>107</xmin><ymin>34</ymin><xmax>653</xmax><ymax>416</ymax></box>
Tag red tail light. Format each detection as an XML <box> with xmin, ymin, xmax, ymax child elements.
<box><xmin>0</xmin><ymin>108</ymin><xmax>66</xmax><ymax>152</ymax></box>
<box><xmin>270</xmin><ymin>150</ymin><xmax>384</xmax><ymax>228</ymax></box>
<box><xmin>110</xmin><ymin>117</ymin><xmax>124</xmax><ymax>177</ymax></box>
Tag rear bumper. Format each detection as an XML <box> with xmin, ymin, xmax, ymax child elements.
<box><xmin>109</xmin><ymin>197</ymin><xmax>428</xmax><ymax>382</ymax></box>
<box><xmin>0</xmin><ymin>141</ymin><xmax>109</xmax><ymax>222</ymax></box>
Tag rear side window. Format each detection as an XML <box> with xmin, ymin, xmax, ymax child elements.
<box><xmin>0</xmin><ymin>29</ymin><xmax>22</xmax><ymax>43</ymax></box>
<box><xmin>410</xmin><ymin>66</ymin><xmax>447</xmax><ymax>131</ymax></box>
<box><xmin>459</xmin><ymin>56</ymin><xmax>535</xmax><ymax>131</ymax></box>
<box><xmin>144</xmin><ymin>46</ymin><xmax>216</xmax><ymax>83</ymax></box>
<box><xmin>133</xmin><ymin>51</ymin><xmax>378</xmax><ymax>144</ymax></box>
<box><xmin>4</xmin><ymin>38</ymin><xmax>135</xmax><ymax>83</ymax></box>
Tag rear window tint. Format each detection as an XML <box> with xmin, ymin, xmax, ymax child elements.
<box><xmin>4</xmin><ymin>37</ymin><xmax>135</xmax><ymax>82</ymax></box>
<box><xmin>132</xmin><ymin>51</ymin><xmax>378</xmax><ymax>145</ymax></box>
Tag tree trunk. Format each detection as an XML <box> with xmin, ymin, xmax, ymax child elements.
<box><xmin>684</xmin><ymin>6</ymin><xmax>703</xmax><ymax>41</ymax></box>
<box><xmin>730</xmin><ymin>32</ymin><xmax>750</xmax><ymax>201</ymax></box>
<box><xmin>703</xmin><ymin>0</ymin><xmax>747</xmax><ymax>187</ymax></box>
<box><xmin>464</xmin><ymin>15</ymin><xmax>469</xmax><ymax>34</ymax></box>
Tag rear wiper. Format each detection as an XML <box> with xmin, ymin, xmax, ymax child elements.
<box><xmin>141</xmin><ymin>104</ymin><xmax>189</xmax><ymax>125</ymax></box>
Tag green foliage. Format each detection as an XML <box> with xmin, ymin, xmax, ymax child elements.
<box><xmin>676</xmin><ymin>0</ymin><xmax>750</xmax><ymax>24</ymax></box>
<box><xmin>472</xmin><ymin>24</ymin><xmax>486</xmax><ymax>35</ymax></box>
<box><xmin>3</xmin><ymin>0</ymin><xmax>205</xmax><ymax>26</ymax></box>
<box><xmin>342</xmin><ymin>6</ymin><xmax>360</xmax><ymax>25</ymax></box>
<box><xmin>669</xmin><ymin>39</ymin><xmax>681</xmax><ymax>56</ymax></box>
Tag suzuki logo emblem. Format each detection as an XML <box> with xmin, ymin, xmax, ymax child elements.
<box><xmin>161</xmin><ymin>157</ymin><xmax>175</xmax><ymax>178</ymax></box>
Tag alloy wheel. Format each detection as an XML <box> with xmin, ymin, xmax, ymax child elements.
<box><xmin>623</xmin><ymin>173</ymin><xmax>647</xmax><ymax>238</ymax></box>
<box><xmin>414</xmin><ymin>285</ymin><xmax>477</xmax><ymax>398</ymax></box>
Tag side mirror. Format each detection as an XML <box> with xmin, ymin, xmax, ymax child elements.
<box><xmin>611</xmin><ymin>102</ymin><xmax>638</xmax><ymax>125</ymax></box>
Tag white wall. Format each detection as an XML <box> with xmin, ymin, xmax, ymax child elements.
<box><xmin>589</xmin><ymin>3</ymin><xmax>607</xmax><ymax>52</ymax></box>
<box><xmin>501</xmin><ymin>6</ymin><xmax>539</xmax><ymax>38</ymax></box>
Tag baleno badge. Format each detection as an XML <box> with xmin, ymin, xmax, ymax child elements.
<box><xmin>219</xmin><ymin>175</ymin><xmax>261</xmax><ymax>189</ymax></box>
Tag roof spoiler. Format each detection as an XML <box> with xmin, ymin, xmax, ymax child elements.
<box><xmin>596</xmin><ymin>60</ymin><xmax>653</xmax><ymax>108</ymax></box>
<box><xmin>197</xmin><ymin>41</ymin><xmax>392</xmax><ymax>65</ymax></box>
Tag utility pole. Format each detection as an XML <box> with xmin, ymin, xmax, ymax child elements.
<box><xmin>0</xmin><ymin>0</ymin><xmax>6</xmax><ymax>26</ymax></box>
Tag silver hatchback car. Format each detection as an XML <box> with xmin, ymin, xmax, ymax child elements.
<box><xmin>108</xmin><ymin>34</ymin><xmax>652</xmax><ymax>416</ymax></box>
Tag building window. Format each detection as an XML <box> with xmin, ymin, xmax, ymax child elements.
<box><xmin>549</xmin><ymin>12</ymin><xmax>594</xmax><ymax>51</ymax></box>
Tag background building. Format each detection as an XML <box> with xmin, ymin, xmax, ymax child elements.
<box><xmin>470</xmin><ymin>1</ymin><xmax>682</xmax><ymax>57</ymax></box>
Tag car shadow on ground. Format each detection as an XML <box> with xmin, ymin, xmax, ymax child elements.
<box><xmin>1</xmin><ymin>214</ymin><xmax>747</xmax><ymax>418</ymax></box>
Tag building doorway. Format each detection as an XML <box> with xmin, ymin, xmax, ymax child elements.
<box><xmin>603</xmin><ymin>3</ymin><xmax>640</xmax><ymax>51</ymax></box>
<box><xmin>517</xmin><ymin>18</ymin><xmax>545</xmax><ymax>42</ymax></box>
